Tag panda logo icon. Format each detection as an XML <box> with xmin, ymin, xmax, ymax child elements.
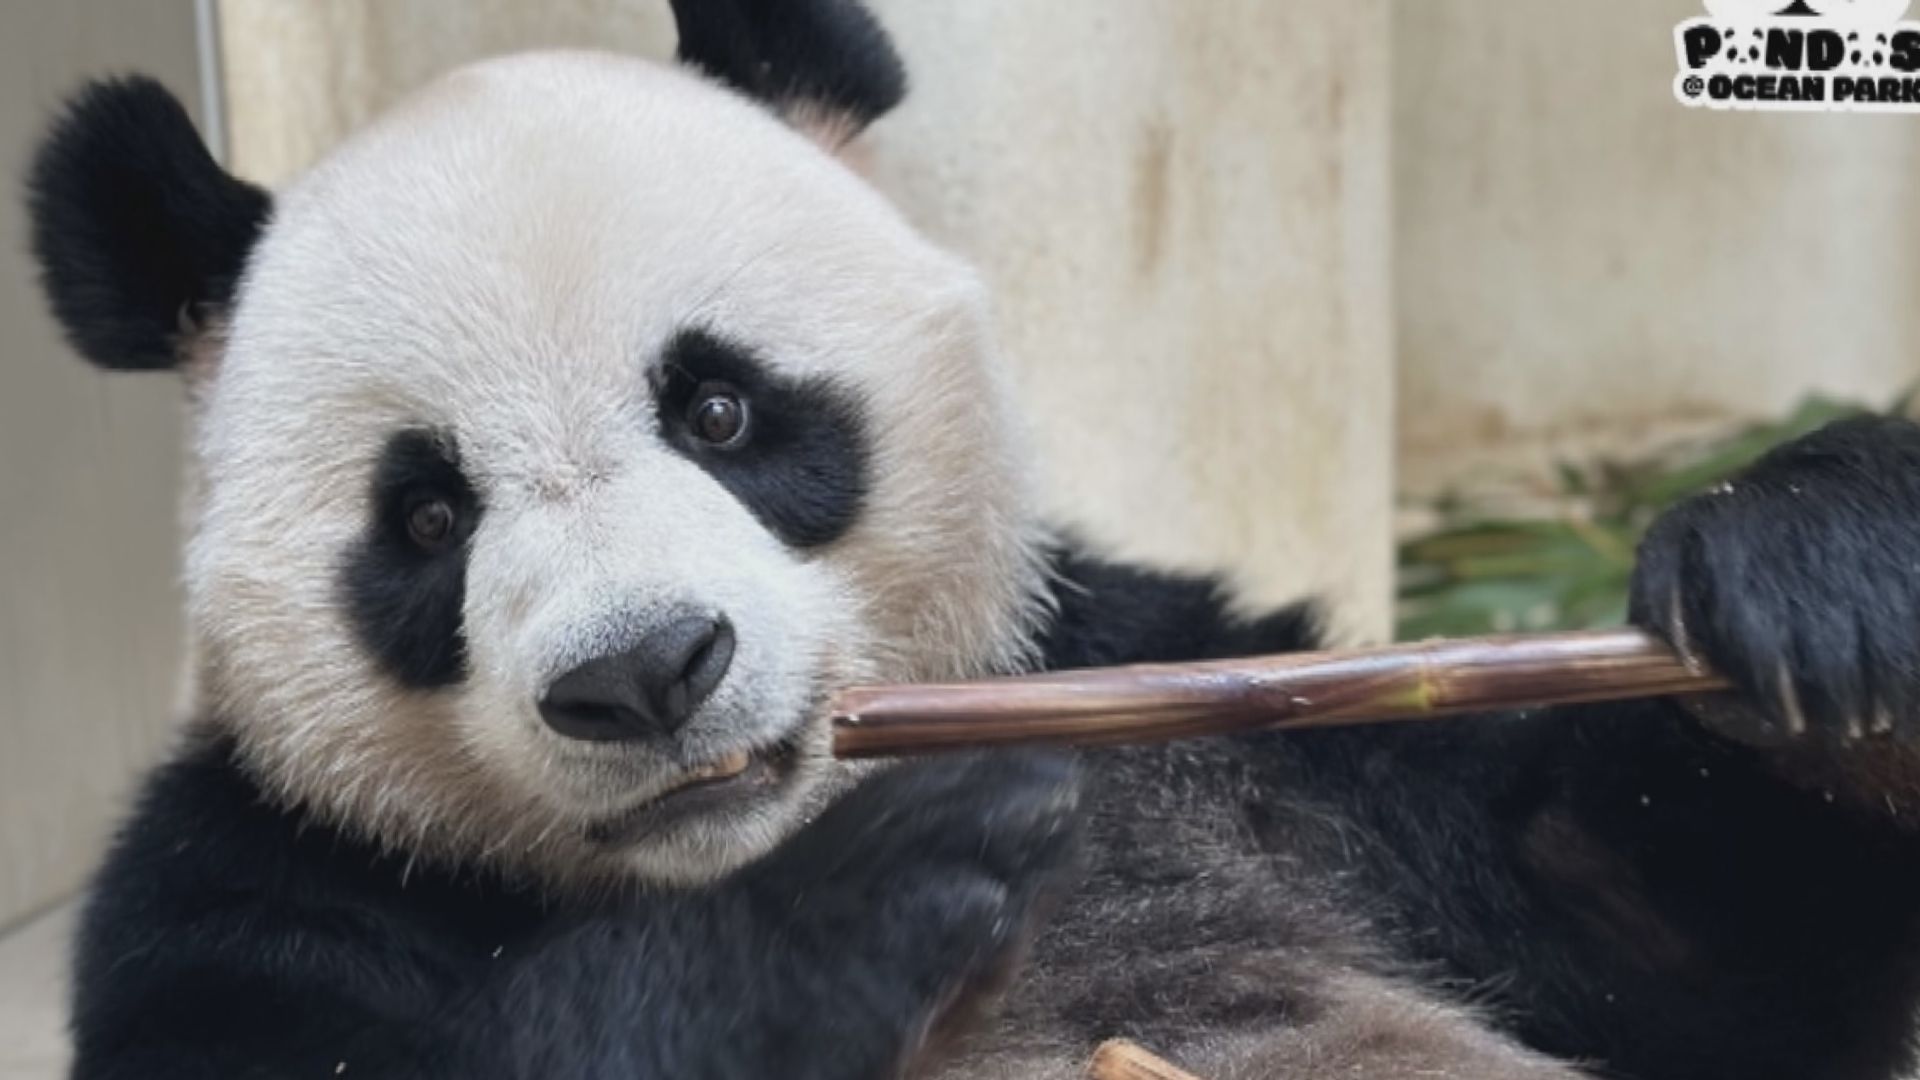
<box><xmin>1704</xmin><ymin>0</ymin><xmax>1910</xmax><ymax>24</ymax></box>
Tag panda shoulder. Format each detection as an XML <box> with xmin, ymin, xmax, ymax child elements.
<box><xmin>74</xmin><ymin>731</ymin><xmax>427</xmax><ymax>999</ymax></box>
<box><xmin>1036</xmin><ymin>542</ymin><xmax>1325</xmax><ymax>671</ymax></box>
<box><xmin>86</xmin><ymin>729</ymin><xmax>301</xmax><ymax>908</ymax></box>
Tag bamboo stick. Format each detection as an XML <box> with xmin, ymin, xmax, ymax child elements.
<box><xmin>1085</xmin><ymin>1040</ymin><xmax>1203</xmax><ymax>1080</ymax></box>
<box><xmin>831</xmin><ymin>627</ymin><xmax>1728</xmax><ymax>759</ymax></box>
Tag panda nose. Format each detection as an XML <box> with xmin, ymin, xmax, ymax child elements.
<box><xmin>538</xmin><ymin>614</ymin><xmax>735</xmax><ymax>741</ymax></box>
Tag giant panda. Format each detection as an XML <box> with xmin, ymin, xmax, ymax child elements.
<box><xmin>26</xmin><ymin>1</ymin><xmax>1920</xmax><ymax>1078</ymax></box>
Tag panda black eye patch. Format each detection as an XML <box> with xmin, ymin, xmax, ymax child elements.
<box><xmin>340</xmin><ymin>429</ymin><xmax>482</xmax><ymax>690</ymax></box>
<box><xmin>653</xmin><ymin>328</ymin><xmax>871</xmax><ymax>548</ymax></box>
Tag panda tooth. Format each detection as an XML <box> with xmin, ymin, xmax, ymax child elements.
<box><xmin>694</xmin><ymin>751</ymin><xmax>752</xmax><ymax>781</ymax></box>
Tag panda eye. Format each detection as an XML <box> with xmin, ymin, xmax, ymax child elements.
<box><xmin>405</xmin><ymin>496</ymin><xmax>458</xmax><ymax>552</ymax></box>
<box><xmin>687</xmin><ymin>382</ymin><xmax>750</xmax><ymax>447</ymax></box>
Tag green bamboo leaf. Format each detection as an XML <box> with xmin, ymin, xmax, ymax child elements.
<box><xmin>1395</xmin><ymin>393</ymin><xmax>1874</xmax><ymax>641</ymax></box>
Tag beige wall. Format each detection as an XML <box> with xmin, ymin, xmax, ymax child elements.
<box><xmin>0</xmin><ymin>2</ymin><xmax>203</xmax><ymax>929</ymax></box>
<box><xmin>865</xmin><ymin>3</ymin><xmax>1392</xmax><ymax>634</ymax></box>
<box><xmin>217</xmin><ymin>0</ymin><xmax>1397</xmax><ymax>639</ymax></box>
<box><xmin>1397</xmin><ymin>0</ymin><xmax>1920</xmax><ymax>465</ymax></box>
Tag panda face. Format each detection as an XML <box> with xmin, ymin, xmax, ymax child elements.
<box><xmin>170</xmin><ymin>53</ymin><xmax>1048</xmax><ymax>887</ymax></box>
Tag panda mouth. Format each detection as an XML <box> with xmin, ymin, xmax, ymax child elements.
<box><xmin>584</xmin><ymin>736</ymin><xmax>801</xmax><ymax>847</ymax></box>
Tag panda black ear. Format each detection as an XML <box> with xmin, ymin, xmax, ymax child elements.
<box><xmin>669</xmin><ymin>0</ymin><xmax>907</xmax><ymax>146</ymax></box>
<box><xmin>26</xmin><ymin>76</ymin><xmax>271</xmax><ymax>373</ymax></box>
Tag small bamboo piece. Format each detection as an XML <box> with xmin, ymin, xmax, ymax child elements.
<box><xmin>832</xmin><ymin>628</ymin><xmax>1727</xmax><ymax>759</ymax></box>
<box><xmin>1085</xmin><ymin>1040</ymin><xmax>1204</xmax><ymax>1080</ymax></box>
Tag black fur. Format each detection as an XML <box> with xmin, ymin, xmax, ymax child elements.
<box><xmin>69</xmin><ymin>418</ymin><xmax>1920</xmax><ymax>1080</ymax></box>
<box><xmin>26</xmin><ymin>76</ymin><xmax>269</xmax><ymax>371</ymax></box>
<box><xmin>1037</xmin><ymin>544</ymin><xmax>1322</xmax><ymax>669</ymax></box>
<box><xmin>339</xmin><ymin>430</ymin><xmax>482</xmax><ymax>689</ymax></box>
<box><xmin>654</xmin><ymin>328</ymin><xmax>870</xmax><ymax>548</ymax></box>
<box><xmin>670</xmin><ymin>0</ymin><xmax>907</xmax><ymax>132</ymax></box>
<box><xmin>70</xmin><ymin>735</ymin><xmax>1077</xmax><ymax>1079</ymax></box>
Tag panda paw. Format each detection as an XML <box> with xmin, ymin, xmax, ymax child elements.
<box><xmin>745</xmin><ymin>752</ymin><xmax>1082</xmax><ymax>1015</ymax></box>
<box><xmin>1630</xmin><ymin>414</ymin><xmax>1920</xmax><ymax>748</ymax></box>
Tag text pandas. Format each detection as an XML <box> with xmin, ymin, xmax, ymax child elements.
<box><xmin>1676</xmin><ymin>19</ymin><xmax>1920</xmax><ymax>111</ymax></box>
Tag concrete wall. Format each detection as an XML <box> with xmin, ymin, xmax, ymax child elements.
<box><xmin>1397</xmin><ymin>0</ymin><xmax>1920</xmax><ymax>465</ymax></box>
<box><xmin>217</xmin><ymin>0</ymin><xmax>1398</xmax><ymax>639</ymax></box>
<box><xmin>865</xmin><ymin>3</ymin><xmax>1392</xmax><ymax>634</ymax></box>
<box><xmin>0</xmin><ymin>2</ymin><xmax>203</xmax><ymax>930</ymax></box>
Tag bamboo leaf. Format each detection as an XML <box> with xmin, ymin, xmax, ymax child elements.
<box><xmin>1396</xmin><ymin>394</ymin><xmax>1877</xmax><ymax>640</ymax></box>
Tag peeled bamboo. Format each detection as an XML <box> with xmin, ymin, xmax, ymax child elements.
<box><xmin>831</xmin><ymin>628</ymin><xmax>1726</xmax><ymax>759</ymax></box>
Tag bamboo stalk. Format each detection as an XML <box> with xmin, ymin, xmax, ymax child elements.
<box><xmin>1085</xmin><ymin>1040</ymin><xmax>1203</xmax><ymax>1080</ymax></box>
<box><xmin>831</xmin><ymin>627</ymin><xmax>1728</xmax><ymax>759</ymax></box>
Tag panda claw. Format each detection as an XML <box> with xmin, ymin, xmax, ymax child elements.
<box><xmin>1775</xmin><ymin>664</ymin><xmax>1808</xmax><ymax>738</ymax></box>
<box><xmin>1668</xmin><ymin>586</ymin><xmax>1703</xmax><ymax>675</ymax></box>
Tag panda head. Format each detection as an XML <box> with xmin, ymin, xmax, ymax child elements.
<box><xmin>27</xmin><ymin>1</ymin><xmax>1049</xmax><ymax>889</ymax></box>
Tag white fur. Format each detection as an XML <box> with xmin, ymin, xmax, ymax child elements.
<box><xmin>184</xmin><ymin>52</ymin><xmax>1050</xmax><ymax>890</ymax></box>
